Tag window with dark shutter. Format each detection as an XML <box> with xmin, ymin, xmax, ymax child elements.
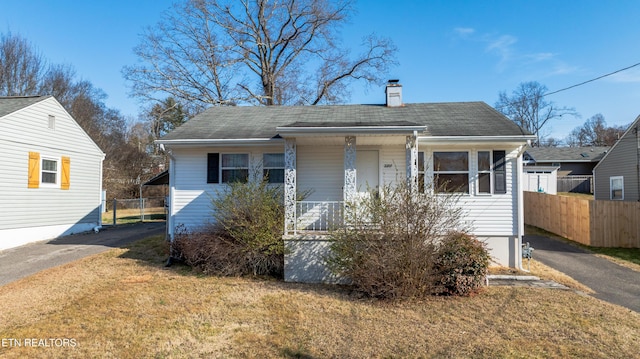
<box><xmin>207</xmin><ymin>153</ymin><xmax>220</xmax><ymax>183</ymax></box>
<box><xmin>493</xmin><ymin>150</ymin><xmax>506</xmax><ymax>194</ymax></box>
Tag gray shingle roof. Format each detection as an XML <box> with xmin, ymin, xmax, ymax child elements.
<box><xmin>525</xmin><ymin>146</ymin><xmax>610</xmax><ymax>162</ymax></box>
<box><xmin>0</xmin><ymin>96</ymin><xmax>50</xmax><ymax>118</ymax></box>
<box><xmin>161</xmin><ymin>102</ymin><xmax>531</xmax><ymax>140</ymax></box>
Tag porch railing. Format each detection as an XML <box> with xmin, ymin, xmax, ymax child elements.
<box><xmin>295</xmin><ymin>201</ymin><xmax>344</xmax><ymax>234</ymax></box>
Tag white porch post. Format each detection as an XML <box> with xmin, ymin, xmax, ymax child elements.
<box><xmin>284</xmin><ymin>138</ymin><xmax>297</xmax><ymax>235</ymax></box>
<box><xmin>344</xmin><ymin>136</ymin><xmax>357</xmax><ymax>203</ymax></box>
<box><xmin>406</xmin><ymin>134</ymin><xmax>418</xmax><ymax>191</ymax></box>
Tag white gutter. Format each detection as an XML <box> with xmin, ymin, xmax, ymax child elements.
<box><xmin>156</xmin><ymin>138</ymin><xmax>284</xmax><ymax>146</ymax></box>
<box><xmin>276</xmin><ymin>125</ymin><xmax>427</xmax><ymax>136</ymax></box>
<box><xmin>419</xmin><ymin>135</ymin><xmax>537</xmax><ymax>143</ymax></box>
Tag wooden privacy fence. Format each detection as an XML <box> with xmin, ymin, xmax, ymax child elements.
<box><xmin>524</xmin><ymin>191</ymin><xmax>640</xmax><ymax>248</ymax></box>
<box><xmin>556</xmin><ymin>175</ymin><xmax>592</xmax><ymax>194</ymax></box>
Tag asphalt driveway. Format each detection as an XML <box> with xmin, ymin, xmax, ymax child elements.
<box><xmin>0</xmin><ymin>222</ymin><xmax>165</xmax><ymax>286</ymax></box>
<box><xmin>525</xmin><ymin>234</ymin><xmax>640</xmax><ymax>312</ymax></box>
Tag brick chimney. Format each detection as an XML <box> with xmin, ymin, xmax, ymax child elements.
<box><xmin>385</xmin><ymin>79</ymin><xmax>402</xmax><ymax>107</ymax></box>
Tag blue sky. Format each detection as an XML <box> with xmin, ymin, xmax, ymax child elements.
<box><xmin>2</xmin><ymin>0</ymin><xmax>640</xmax><ymax>140</ymax></box>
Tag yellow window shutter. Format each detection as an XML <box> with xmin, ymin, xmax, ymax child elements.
<box><xmin>28</xmin><ymin>152</ymin><xmax>40</xmax><ymax>188</ymax></box>
<box><xmin>61</xmin><ymin>156</ymin><xmax>70</xmax><ymax>190</ymax></box>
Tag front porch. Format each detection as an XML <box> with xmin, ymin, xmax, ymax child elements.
<box><xmin>292</xmin><ymin>200</ymin><xmax>344</xmax><ymax>235</ymax></box>
<box><xmin>281</xmin><ymin>132</ymin><xmax>422</xmax><ymax>237</ymax></box>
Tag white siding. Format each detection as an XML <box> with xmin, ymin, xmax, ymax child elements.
<box><xmin>297</xmin><ymin>145</ymin><xmax>343</xmax><ymax>201</ymax></box>
<box><xmin>380</xmin><ymin>145</ymin><xmax>406</xmax><ymax>186</ymax></box>
<box><xmin>0</xmin><ymin>98</ymin><xmax>104</xmax><ymax>249</ymax></box>
<box><xmin>168</xmin><ymin>139</ymin><xmax>525</xmax><ymax>270</ymax></box>
<box><xmin>423</xmin><ymin>147</ymin><xmax>519</xmax><ymax>237</ymax></box>
<box><xmin>170</xmin><ymin>145</ymin><xmax>284</xmax><ymax>232</ymax></box>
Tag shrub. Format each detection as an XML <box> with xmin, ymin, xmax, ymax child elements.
<box><xmin>172</xmin><ymin>180</ymin><xmax>287</xmax><ymax>277</ymax></box>
<box><xmin>326</xmin><ymin>180</ymin><xmax>487</xmax><ymax>299</ymax></box>
<box><xmin>433</xmin><ymin>232</ymin><xmax>491</xmax><ymax>296</ymax></box>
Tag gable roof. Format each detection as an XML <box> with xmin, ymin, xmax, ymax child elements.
<box><xmin>0</xmin><ymin>96</ymin><xmax>50</xmax><ymax>118</ymax></box>
<box><xmin>593</xmin><ymin>114</ymin><xmax>640</xmax><ymax>172</ymax></box>
<box><xmin>159</xmin><ymin>102</ymin><xmax>531</xmax><ymax>143</ymax></box>
<box><xmin>525</xmin><ymin>146</ymin><xmax>609</xmax><ymax>163</ymax></box>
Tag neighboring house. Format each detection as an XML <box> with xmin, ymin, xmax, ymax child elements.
<box><xmin>524</xmin><ymin>146</ymin><xmax>608</xmax><ymax>175</ymax></box>
<box><xmin>593</xmin><ymin>114</ymin><xmax>640</xmax><ymax>201</ymax></box>
<box><xmin>157</xmin><ymin>82</ymin><xmax>535</xmax><ymax>283</ymax></box>
<box><xmin>0</xmin><ymin>96</ymin><xmax>105</xmax><ymax>250</ymax></box>
<box><xmin>524</xmin><ymin>146</ymin><xmax>609</xmax><ymax>193</ymax></box>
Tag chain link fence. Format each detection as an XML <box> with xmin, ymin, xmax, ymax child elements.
<box><xmin>102</xmin><ymin>197</ymin><xmax>167</xmax><ymax>225</ymax></box>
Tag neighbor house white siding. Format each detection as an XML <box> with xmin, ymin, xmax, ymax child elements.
<box><xmin>0</xmin><ymin>97</ymin><xmax>104</xmax><ymax>249</ymax></box>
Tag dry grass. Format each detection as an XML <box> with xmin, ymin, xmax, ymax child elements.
<box><xmin>1</xmin><ymin>236</ymin><xmax>639</xmax><ymax>358</ymax></box>
<box><xmin>102</xmin><ymin>207</ymin><xmax>166</xmax><ymax>225</ymax></box>
<box><xmin>489</xmin><ymin>261</ymin><xmax>595</xmax><ymax>294</ymax></box>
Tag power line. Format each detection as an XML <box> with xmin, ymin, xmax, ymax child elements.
<box><xmin>544</xmin><ymin>61</ymin><xmax>640</xmax><ymax>97</ymax></box>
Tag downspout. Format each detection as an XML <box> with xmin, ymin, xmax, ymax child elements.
<box><xmin>164</xmin><ymin>146</ymin><xmax>176</xmax><ymax>242</ymax></box>
<box><xmin>516</xmin><ymin>142</ymin><xmax>530</xmax><ymax>272</ymax></box>
<box><xmin>96</xmin><ymin>154</ymin><xmax>105</xmax><ymax>232</ymax></box>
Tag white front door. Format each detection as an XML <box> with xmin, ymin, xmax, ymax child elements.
<box><xmin>356</xmin><ymin>150</ymin><xmax>379</xmax><ymax>195</ymax></box>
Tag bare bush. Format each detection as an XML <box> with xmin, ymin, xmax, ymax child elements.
<box><xmin>326</xmin><ymin>180</ymin><xmax>488</xmax><ymax>299</ymax></box>
<box><xmin>172</xmin><ymin>180</ymin><xmax>287</xmax><ymax>277</ymax></box>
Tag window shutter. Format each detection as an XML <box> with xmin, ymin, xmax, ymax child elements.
<box><xmin>61</xmin><ymin>156</ymin><xmax>70</xmax><ymax>190</ymax></box>
<box><xmin>28</xmin><ymin>152</ymin><xmax>40</xmax><ymax>188</ymax></box>
<box><xmin>493</xmin><ymin>150</ymin><xmax>507</xmax><ymax>194</ymax></box>
<box><xmin>207</xmin><ymin>153</ymin><xmax>219</xmax><ymax>183</ymax></box>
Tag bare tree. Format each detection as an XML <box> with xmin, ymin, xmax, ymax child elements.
<box><xmin>123</xmin><ymin>0</ymin><xmax>397</xmax><ymax>108</ymax></box>
<box><xmin>539</xmin><ymin>137</ymin><xmax>564</xmax><ymax>147</ymax></box>
<box><xmin>147</xmin><ymin>97</ymin><xmax>189</xmax><ymax>141</ymax></box>
<box><xmin>0</xmin><ymin>32</ymin><xmax>46</xmax><ymax>96</ymax></box>
<box><xmin>1</xmin><ymin>30</ymin><xmax>157</xmax><ymax>199</ymax></box>
<box><xmin>495</xmin><ymin>81</ymin><xmax>578</xmax><ymax>146</ymax></box>
<box><xmin>565</xmin><ymin>114</ymin><xmax>626</xmax><ymax>147</ymax></box>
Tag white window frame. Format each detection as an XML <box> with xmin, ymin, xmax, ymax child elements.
<box><xmin>221</xmin><ymin>153</ymin><xmax>249</xmax><ymax>183</ymax></box>
<box><xmin>433</xmin><ymin>151</ymin><xmax>469</xmax><ymax>194</ymax></box>
<box><xmin>610</xmin><ymin>176</ymin><xmax>624</xmax><ymax>200</ymax></box>
<box><xmin>40</xmin><ymin>156</ymin><xmax>60</xmax><ymax>188</ymax></box>
<box><xmin>418</xmin><ymin>151</ymin><xmax>425</xmax><ymax>192</ymax></box>
<box><xmin>477</xmin><ymin>151</ymin><xmax>492</xmax><ymax>195</ymax></box>
<box><xmin>263</xmin><ymin>153</ymin><xmax>285</xmax><ymax>183</ymax></box>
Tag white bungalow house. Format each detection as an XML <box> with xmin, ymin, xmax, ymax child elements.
<box><xmin>0</xmin><ymin>96</ymin><xmax>105</xmax><ymax>250</ymax></box>
<box><xmin>158</xmin><ymin>82</ymin><xmax>535</xmax><ymax>283</ymax></box>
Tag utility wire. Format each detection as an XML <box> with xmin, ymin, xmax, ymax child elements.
<box><xmin>544</xmin><ymin>61</ymin><xmax>640</xmax><ymax>97</ymax></box>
